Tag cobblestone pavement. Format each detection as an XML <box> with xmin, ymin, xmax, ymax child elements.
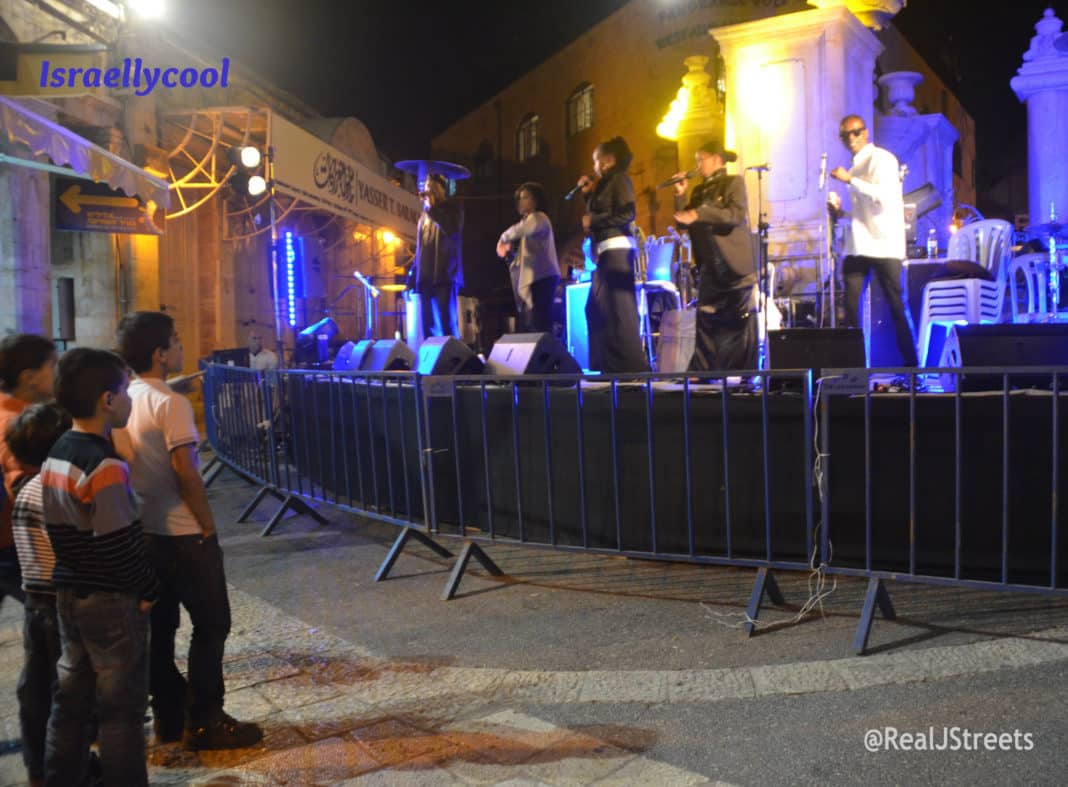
<box><xmin>2</xmin><ymin>467</ymin><xmax>1068</xmax><ymax>785</ymax></box>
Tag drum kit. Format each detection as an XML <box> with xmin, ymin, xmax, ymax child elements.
<box><xmin>1025</xmin><ymin>216</ymin><xmax>1068</xmax><ymax>322</ymax></box>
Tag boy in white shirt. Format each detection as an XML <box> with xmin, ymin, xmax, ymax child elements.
<box><xmin>114</xmin><ymin>311</ymin><xmax>262</xmax><ymax>751</ymax></box>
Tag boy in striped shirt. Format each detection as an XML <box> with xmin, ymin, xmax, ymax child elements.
<box><xmin>5</xmin><ymin>402</ymin><xmax>72</xmax><ymax>787</ymax></box>
<box><xmin>41</xmin><ymin>348</ymin><xmax>157</xmax><ymax>787</ymax></box>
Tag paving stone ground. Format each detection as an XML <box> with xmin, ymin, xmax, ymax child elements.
<box><xmin>2</xmin><ymin>465</ymin><xmax>1067</xmax><ymax>785</ymax></box>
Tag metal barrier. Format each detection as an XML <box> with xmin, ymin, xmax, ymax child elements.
<box><xmin>202</xmin><ymin>362</ymin><xmax>1068</xmax><ymax>653</ymax></box>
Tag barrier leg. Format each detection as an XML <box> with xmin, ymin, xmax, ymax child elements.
<box><xmin>744</xmin><ymin>567</ymin><xmax>786</xmax><ymax>637</ymax></box>
<box><xmin>853</xmin><ymin>578</ymin><xmax>897</xmax><ymax>655</ymax></box>
<box><xmin>441</xmin><ymin>542</ymin><xmax>504</xmax><ymax>601</ymax></box>
<box><xmin>202</xmin><ymin>457</ymin><xmax>225</xmax><ymax>487</ymax></box>
<box><xmin>375</xmin><ymin>526</ymin><xmax>454</xmax><ymax>582</ymax></box>
<box><xmin>237</xmin><ymin>486</ymin><xmax>282</xmax><ymax>523</ymax></box>
<box><xmin>260</xmin><ymin>494</ymin><xmax>328</xmax><ymax>537</ymax></box>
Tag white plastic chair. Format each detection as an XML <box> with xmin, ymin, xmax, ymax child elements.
<box><xmin>916</xmin><ymin>219</ymin><xmax>1013</xmax><ymax>366</ymax></box>
<box><xmin>1007</xmin><ymin>252</ymin><xmax>1048</xmax><ymax>323</ymax></box>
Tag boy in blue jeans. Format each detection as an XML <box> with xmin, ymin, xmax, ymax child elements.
<box><xmin>41</xmin><ymin>349</ymin><xmax>158</xmax><ymax>786</ymax></box>
<box><xmin>5</xmin><ymin>403</ymin><xmax>72</xmax><ymax>787</ymax></box>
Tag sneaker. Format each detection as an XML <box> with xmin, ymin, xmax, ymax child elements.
<box><xmin>182</xmin><ymin>711</ymin><xmax>263</xmax><ymax>751</ymax></box>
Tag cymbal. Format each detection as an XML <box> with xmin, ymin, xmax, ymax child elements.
<box><xmin>1027</xmin><ymin>221</ymin><xmax>1068</xmax><ymax>238</ymax></box>
<box><xmin>379</xmin><ymin>284</ymin><xmax>408</xmax><ymax>293</ymax></box>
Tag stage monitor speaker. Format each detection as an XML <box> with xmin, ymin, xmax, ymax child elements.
<box><xmin>333</xmin><ymin>339</ymin><xmax>374</xmax><ymax>371</ymax></box>
<box><xmin>766</xmin><ymin>328</ymin><xmax>866</xmax><ymax>377</ymax></box>
<box><xmin>938</xmin><ymin>324</ymin><xmax>1068</xmax><ymax>391</ymax></box>
<box><xmin>417</xmin><ymin>336</ymin><xmax>484</xmax><ymax>375</ymax></box>
<box><xmin>485</xmin><ymin>332</ymin><xmax>581</xmax><ymax>376</ymax></box>
<box><xmin>358</xmin><ymin>339</ymin><xmax>415</xmax><ymax>371</ymax></box>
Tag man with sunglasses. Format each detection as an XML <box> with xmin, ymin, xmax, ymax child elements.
<box><xmin>827</xmin><ymin>114</ymin><xmax>918</xmax><ymax>366</ymax></box>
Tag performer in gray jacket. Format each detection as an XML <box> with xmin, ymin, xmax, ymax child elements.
<box><xmin>496</xmin><ymin>182</ymin><xmax>561</xmax><ymax>333</ymax></box>
<box><xmin>672</xmin><ymin>140</ymin><xmax>758</xmax><ymax>371</ymax></box>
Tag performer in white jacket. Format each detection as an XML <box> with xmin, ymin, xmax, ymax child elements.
<box><xmin>828</xmin><ymin>113</ymin><xmax>917</xmax><ymax>366</ymax></box>
<box><xmin>496</xmin><ymin>182</ymin><xmax>561</xmax><ymax>333</ymax></box>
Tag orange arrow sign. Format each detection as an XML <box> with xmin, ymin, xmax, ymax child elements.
<box><xmin>59</xmin><ymin>184</ymin><xmax>139</xmax><ymax>214</ymax></box>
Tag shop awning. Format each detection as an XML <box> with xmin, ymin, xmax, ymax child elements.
<box><xmin>0</xmin><ymin>95</ymin><xmax>170</xmax><ymax>209</ymax></box>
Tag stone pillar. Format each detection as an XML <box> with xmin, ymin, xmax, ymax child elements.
<box><xmin>0</xmin><ymin>166</ymin><xmax>51</xmax><ymax>336</ymax></box>
<box><xmin>712</xmin><ymin>5</ymin><xmax>885</xmax><ymax>265</ymax></box>
<box><xmin>1011</xmin><ymin>8</ymin><xmax>1068</xmax><ymax>225</ymax></box>
<box><xmin>874</xmin><ymin>71</ymin><xmax>959</xmax><ymax>252</ymax></box>
<box><xmin>670</xmin><ymin>56</ymin><xmax>724</xmax><ymax>172</ymax></box>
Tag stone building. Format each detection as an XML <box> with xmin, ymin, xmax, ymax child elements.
<box><xmin>0</xmin><ymin>0</ymin><xmax>417</xmax><ymax>371</ymax></box>
<box><xmin>431</xmin><ymin>0</ymin><xmax>976</xmax><ymax>308</ymax></box>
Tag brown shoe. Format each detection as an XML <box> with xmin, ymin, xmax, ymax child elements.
<box><xmin>182</xmin><ymin>711</ymin><xmax>263</xmax><ymax>751</ymax></box>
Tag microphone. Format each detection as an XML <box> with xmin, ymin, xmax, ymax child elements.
<box><xmin>565</xmin><ymin>175</ymin><xmax>593</xmax><ymax>201</ymax></box>
<box><xmin>745</xmin><ymin>163</ymin><xmax>771</xmax><ymax>172</ymax></box>
<box><xmin>657</xmin><ymin>169</ymin><xmax>698</xmax><ymax>189</ymax></box>
<box><xmin>818</xmin><ymin>153</ymin><xmax>827</xmax><ymax>190</ymax></box>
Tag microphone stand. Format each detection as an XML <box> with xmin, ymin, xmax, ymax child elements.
<box><xmin>750</xmin><ymin>165</ymin><xmax>771</xmax><ymax>370</ymax></box>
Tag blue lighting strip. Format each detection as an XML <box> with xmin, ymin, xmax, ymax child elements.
<box><xmin>284</xmin><ymin>231</ymin><xmax>297</xmax><ymax>327</ymax></box>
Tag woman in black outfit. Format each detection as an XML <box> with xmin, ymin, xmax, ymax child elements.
<box><xmin>578</xmin><ymin>137</ymin><xmax>649</xmax><ymax>373</ymax></box>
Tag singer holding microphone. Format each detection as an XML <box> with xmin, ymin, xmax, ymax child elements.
<box><xmin>413</xmin><ymin>173</ymin><xmax>464</xmax><ymax>338</ymax></box>
<box><xmin>575</xmin><ymin>136</ymin><xmax>648</xmax><ymax>373</ymax></box>
<box><xmin>671</xmin><ymin>140</ymin><xmax>758</xmax><ymax>371</ymax></box>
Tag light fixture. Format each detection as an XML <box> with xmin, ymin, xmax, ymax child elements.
<box><xmin>127</xmin><ymin>0</ymin><xmax>165</xmax><ymax>19</ymax></box>
<box><xmin>247</xmin><ymin>175</ymin><xmax>267</xmax><ymax>197</ymax></box>
<box><xmin>380</xmin><ymin>229</ymin><xmax>397</xmax><ymax>245</ymax></box>
<box><xmin>227</xmin><ymin>146</ymin><xmax>266</xmax><ymax>198</ymax></box>
<box><xmin>240</xmin><ymin>146</ymin><xmax>261</xmax><ymax>169</ymax></box>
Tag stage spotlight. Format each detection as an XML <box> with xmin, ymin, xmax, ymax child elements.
<box><xmin>240</xmin><ymin>146</ymin><xmax>261</xmax><ymax>169</ymax></box>
<box><xmin>227</xmin><ymin>146</ymin><xmax>266</xmax><ymax>198</ymax></box>
<box><xmin>128</xmin><ymin>0</ymin><xmax>164</xmax><ymax>19</ymax></box>
<box><xmin>247</xmin><ymin>175</ymin><xmax>267</xmax><ymax>196</ymax></box>
<box><xmin>380</xmin><ymin>229</ymin><xmax>397</xmax><ymax>245</ymax></box>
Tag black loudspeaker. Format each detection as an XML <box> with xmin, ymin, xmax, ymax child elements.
<box><xmin>417</xmin><ymin>337</ymin><xmax>484</xmax><ymax>375</ymax></box>
<box><xmin>766</xmin><ymin>328</ymin><xmax>866</xmax><ymax>374</ymax></box>
<box><xmin>939</xmin><ymin>324</ymin><xmax>1068</xmax><ymax>391</ymax></box>
<box><xmin>358</xmin><ymin>339</ymin><xmax>415</xmax><ymax>371</ymax></box>
<box><xmin>333</xmin><ymin>340</ymin><xmax>374</xmax><ymax>371</ymax></box>
<box><xmin>485</xmin><ymin>332</ymin><xmax>581</xmax><ymax>375</ymax></box>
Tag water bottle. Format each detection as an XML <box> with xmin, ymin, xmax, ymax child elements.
<box><xmin>926</xmin><ymin>228</ymin><xmax>938</xmax><ymax>259</ymax></box>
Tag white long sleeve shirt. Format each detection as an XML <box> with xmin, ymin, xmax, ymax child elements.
<box><xmin>842</xmin><ymin>143</ymin><xmax>906</xmax><ymax>260</ymax></box>
<box><xmin>498</xmin><ymin>211</ymin><xmax>561</xmax><ymax>309</ymax></box>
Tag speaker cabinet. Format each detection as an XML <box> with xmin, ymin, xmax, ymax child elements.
<box><xmin>417</xmin><ymin>336</ymin><xmax>484</xmax><ymax>375</ymax></box>
<box><xmin>358</xmin><ymin>339</ymin><xmax>415</xmax><ymax>371</ymax></box>
<box><xmin>485</xmin><ymin>332</ymin><xmax>581</xmax><ymax>376</ymax></box>
<box><xmin>766</xmin><ymin>329</ymin><xmax>866</xmax><ymax>373</ymax></box>
<box><xmin>939</xmin><ymin>324</ymin><xmax>1068</xmax><ymax>391</ymax></box>
<box><xmin>333</xmin><ymin>340</ymin><xmax>374</xmax><ymax>371</ymax></box>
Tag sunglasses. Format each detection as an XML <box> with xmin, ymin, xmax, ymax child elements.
<box><xmin>840</xmin><ymin>127</ymin><xmax>866</xmax><ymax>141</ymax></box>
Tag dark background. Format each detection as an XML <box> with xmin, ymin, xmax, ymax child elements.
<box><xmin>173</xmin><ymin>0</ymin><xmax>1064</xmax><ymax>211</ymax></box>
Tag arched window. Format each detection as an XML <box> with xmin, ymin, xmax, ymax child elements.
<box><xmin>516</xmin><ymin>114</ymin><xmax>540</xmax><ymax>162</ymax></box>
<box><xmin>567</xmin><ymin>83</ymin><xmax>595</xmax><ymax>136</ymax></box>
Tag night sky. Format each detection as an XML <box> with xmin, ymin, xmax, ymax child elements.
<box><xmin>172</xmin><ymin>0</ymin><xmax>1064</xmax><ymax>197</ymax></box>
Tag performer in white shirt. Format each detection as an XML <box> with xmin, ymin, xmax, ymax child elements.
<box><xmin>247</xmin><ymin>328</ymin><xmax>278</xmax><ymax>371</ymax></box>
<box><xmin>828</xmin><ymin>114</ymin><xmax>917</xmax><ymax>367</ymax></box>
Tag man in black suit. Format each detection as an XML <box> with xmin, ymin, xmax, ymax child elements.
<box><xmin>672</xmin><ymin>140</ymin><xmax>757</xmax><ymax>371</ymax></box>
